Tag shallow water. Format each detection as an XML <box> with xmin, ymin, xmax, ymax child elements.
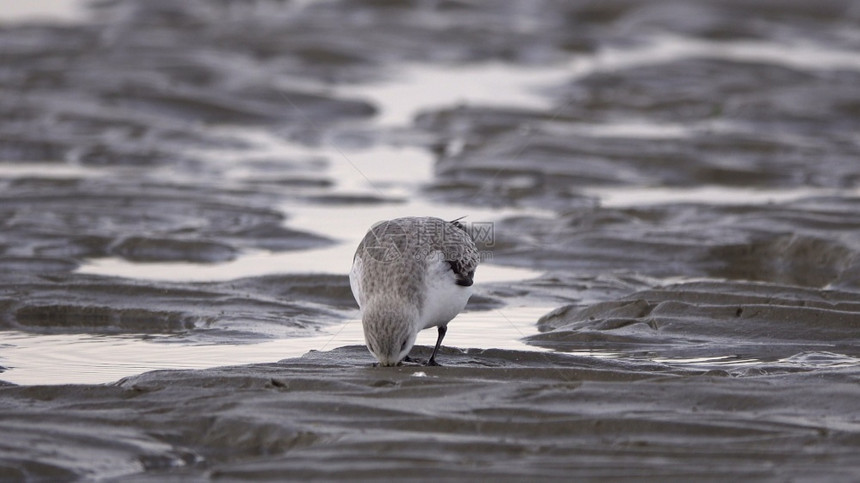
<box><xmin>0</xmin><ymin>0</ymin><xmax>86</xmax><ymax>24</ymax></box>
<box><xmin>2</xmin><ymin>0</ymin><xmax>860</xmax><ymax>480</ymax></box>
<box><xmin>1</xmin><ymin>305</ymin><xmax>553</xmax><ymax>385</ymax></box>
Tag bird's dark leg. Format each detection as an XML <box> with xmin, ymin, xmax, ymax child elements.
<box><xmin>427</xmin><ymin>325</ymin><xmax>447</xmax><ymax>366</ymax></box>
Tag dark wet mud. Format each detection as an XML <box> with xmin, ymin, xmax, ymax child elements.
<box><xmin>492</xmin><ymin>196</ymin><xmax>860</xmax><ymax>288</ymax></box>
<box><xmin>0</xmin><ymin>273</ymin><xmax>352</xmax><ymax>339</ymax></box>
<box><xmin>531</xmin><ymin>280</ymin><xmax>860</xmax><ymax>363</ymax></box>
<box><xmin>2</xmin><ymin>348</ymin><xmax>860</xmax><ymax>481</ymax></box>
<box><xmin>2</xmin><ymin>0</ymin><xmax>860</xmax><ymax>480</ymax></box>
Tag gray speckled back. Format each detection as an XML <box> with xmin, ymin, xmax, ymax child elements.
<box><xmin>353</xmin><ymin>216</ymin><xmax>479</xmax><ymax>312</ymax></box>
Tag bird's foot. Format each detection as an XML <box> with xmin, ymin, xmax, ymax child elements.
<box><xmin>425</xmin><ymin>358</ymin><xmax>442</xmax><ymax>367</ymax></box>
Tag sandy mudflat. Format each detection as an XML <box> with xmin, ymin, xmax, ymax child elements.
<box><xmin>1</xmin><ymin>346</ymin><xmax>858</xmax><ymax>481</ymax></box>
<box><xmin>3</xmin><ymin>0</ymin><xmax>860</xmax><ymax>480</ymax></box>
<box><xmin>530</xmin><ymin>280</ymin><xmax>860</xmax><ymax>361</ymax></box>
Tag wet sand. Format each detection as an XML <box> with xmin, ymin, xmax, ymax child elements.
<box><xmin>2</xmin><ymin>347</ymin><xmax>859</xmax><ymax>481</ymax></box>
<box><xmin>2</xmin><ymin>0</ymin><xmax>860</xmax><ymax>480</ymax></box>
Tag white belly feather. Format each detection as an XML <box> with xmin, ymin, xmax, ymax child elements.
<box><xmin>349</xmin><ymin>254</ymin><xmax>364</xmax><ymax>310</ymax></box>
<box><xmin>417</xmin><ymin>252</ymin><xmax>473</xmax><ymax>330</ymax></box>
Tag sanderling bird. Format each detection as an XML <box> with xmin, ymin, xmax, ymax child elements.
<box><xmin>350</xmin><ymin>216</ymin><xmax>479</xmax><ymax>366</ymax></box>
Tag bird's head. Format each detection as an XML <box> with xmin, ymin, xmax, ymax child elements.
<box><xmin>361</xmin><ymin>301</ymin><xmax>419</xmax><ymax>366</ymax></box>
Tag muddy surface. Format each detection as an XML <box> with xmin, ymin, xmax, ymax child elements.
<box><xmin>3</xmin><ymin>348</ymin><xmax>860</xmax><ymax>481</ymax></box>
<box><xmin>530</xmin><ymin>280</ymin><xmax>860</xmax><ymax>362</ymax></box>
<box><xmin>2</xmin><ymin>0</ymin><xmax>860</xmax><ymax>480</ymax></box>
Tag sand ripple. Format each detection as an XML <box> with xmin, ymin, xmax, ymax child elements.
<box><xmin>1</xmin><ymin>347</ymin><xmax>858</xmax><ymax>480</ymax></box>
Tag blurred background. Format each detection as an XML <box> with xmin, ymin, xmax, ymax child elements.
<box><xmin>1</xmin><ymin>0</ymin><xmax>860</xmax><ymax>384</ymax></box>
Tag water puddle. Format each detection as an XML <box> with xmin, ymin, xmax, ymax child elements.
<box><xmin>0</xmin><ymin>0</ymin><xmax>87</xmax><ymax>24</ymax></box>
<box><xmin>0</xmin><ymin>163</ymin><xmax>107</xmax><ymax>178</ymax></box>
<box><xmin>777</xmin><ymin>351</ymin><xmax>860</xmax><ymax>369</ymax></box>
<box><xmin>76</xmin><ymin>245</ymin><xmax>540</xmax><ymax>283</ymax></box>
<box><xmin>0</xmin><ymin>305</ymin><xmax>553</xmax><ymax>385</ymax></box>
<box><xmin>340</xmin><ymin>62</ymin><xmax>570</xmax><ymax>126</ymax></box>
<box><xmin>540</xmin><ymin>120</ymin><xmax>697</xmax><ymax>140</ymax></box>
<box><xmin>76</xmin><ymin>193</ymin><xmax>544</xmax><ymax>282</ymax></box>
<box><xmin>584</xmin><ymin>185</ymin><xmax>860</xmax><ymax>208</ymax></box>
<box><xmin>650</xmin><ymin>354</ymin><xmax>762</xmax><ymax>367</ymax></box>
<box><xmin>570</xmin><ymin>33</ymin><xmax>860</xmax><ymax>79</ymax></box>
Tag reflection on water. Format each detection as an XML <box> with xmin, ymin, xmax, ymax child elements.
<box><xmin>574</xmin><ymin>33</ymin><xmax>860</xmax><ymax>78</ymax></box>
<box><xmin>340</xmin><ymin>62</ymin><xmax>570</xmax><ymax>126</ymax></box>
<box><xmin>585</xmin><ymin>185</ymin><xmax>860</xmax><ymax>208</ymax></box>
<box><xmin>0</xmin><ymin>0</ymin><xmax>86</xmax><ymax>24</ymax></box>
<box><xmin>0</xmin><ymin>305</ymin><xmax>553</xmax><ymax>385</ymax></box>
<box><xmin>20</xmin><ymin>301</ymin><xmax>852</xmax><ymax>386</ymax></box>
<box><xmin>76</xmin><ymin>243</ymin><xmax>542</xmax><ymax>282</ymax></box>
